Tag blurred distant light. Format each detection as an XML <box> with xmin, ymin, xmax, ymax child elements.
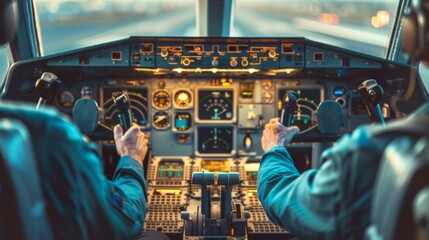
<box><xmin>372</xmin><ymin>10</ymin><xmax>390</xmax><ymax>28</ymax></box>
<box><xmin>318</xmin><ymin>13</ymin><xmax>339</xmax><ymax>25</ymax></box>
<box><xmin>377</xmin><ymin>10</ymin><xmax>390</xmax><ymax>25</ymax></box>
<box><xmin>371</xmin><ymin>17</ymin><xmax>382</xmax><ymax>28</ymax></box>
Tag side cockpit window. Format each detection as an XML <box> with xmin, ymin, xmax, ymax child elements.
<box><xmin>418</xmin><ymin>62</ymin><xmax>429</xmax><ymax>97</ymax></box>
<box><xmin>0</xmin><ymin>46</ymin><xmax>10</xmax><ymax>88</ymax></box>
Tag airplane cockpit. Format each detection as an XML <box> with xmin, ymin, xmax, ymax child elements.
<box><xmin>1</xmin><ymin>0</ymin><xmax>429</xmax><ymax>239</ymax></box>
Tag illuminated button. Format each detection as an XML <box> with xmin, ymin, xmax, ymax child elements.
<box><xmin>182</xmin><ymin>58</ymin><xmax>191</xmax><ymax>66</ymax></box>
<box><xmin>334</xmin><ymin>86</ymin><xmax>346</xmax><ymax>96</ymax></box>
<box><xmin>160</xmin><ymin>50</ymin><xmax>168</xmax><ymax>58</ymax></box>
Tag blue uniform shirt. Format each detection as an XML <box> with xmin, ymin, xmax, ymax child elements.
<box><xmin>257</xmin><ymin>126</ymin><xmax>388</xmax><ymax>239</ymax></box>
<box><xmin>0</xmin><ymin>103</ymin><xmax>147</xmax><ymax>240</ymax></box>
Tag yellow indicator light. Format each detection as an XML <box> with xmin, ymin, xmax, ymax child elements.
<box><xmin>269</xmin><ymin>68</ymin><xmax>297</xmax><ymax>74</ymax></box>
<box><xmin>173</xmin><ymin>68</ymin><xmax>260</xmax><ymax>74</ymax></box>
<box><xmin>134</xmin><ymin>68</ymin><xmax>160</xmax><ymax>73</ymax></box>
<box><xmin>201</xmin><ymin>160</ymin><xmax>229</xmax><ymax>172</ymax></box>
<box><xmin>247</xmin><ymin>189</ymin><xmax>257</xmax><ymax>197</ymax></box>
<box><xmin>277</xmin><ymin>99</ymin><xmax>283</xmax><ymax>111</ymax></box>
<box><xmin>244</xmin><ymin>163</ymin><xmax>260</xmax><ymax>172</ymax></box>
<box><xmin>155</xmin><ymin>189</ymin><xmax>182</xmax><ymax>196</ymax></box>
<box><xmin>125</xmin><ymin>80</ymin><xmax>138</xmax><ymax>85</ymax></box>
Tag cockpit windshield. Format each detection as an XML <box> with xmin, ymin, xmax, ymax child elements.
<box><xmin>34</xmin><ymin>0</ymin><xmax>399</xmax><ymax>58</ymax></box>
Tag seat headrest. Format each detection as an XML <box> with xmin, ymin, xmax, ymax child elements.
<box><xmin>0</xmin><ymin>0</ymin><xmax>18</xmax><ymax>45</ymax></box>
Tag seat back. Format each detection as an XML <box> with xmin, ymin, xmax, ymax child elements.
<box><xmin>0</xmin><ymin>119</ymin><xmax>53</xmax><ymax>240</ymax></box>
<box><xmin>365</xmin><ymin>136</ymin><xmax>429</xmax><ymax>240</ymax></box>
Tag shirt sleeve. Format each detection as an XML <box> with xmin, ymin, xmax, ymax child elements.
<box><xmin>257</xmin><ymin>127</ymin><xmax>383</xmax><ymax>240</ymax></box>
<box><xmin>45</xmin><ymin>116</ymin><xmax>148</xmax><ymax>239</ymax></box>
<box><xmin>257</xmin><ymin>146</ymin><xmax>339</xmax><ymax>239</ymax></box>
<box><xmin>111</xmin><ymin>156</ymin><xmax>148</xmax><ymax>224</ymax></box>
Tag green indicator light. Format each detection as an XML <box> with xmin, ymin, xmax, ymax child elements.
<box><xmin>177</xmin><ymin>166</ymin><xmax>183</xmax><ymax>178</ymax></box>
<box><xmin>158</xmin><ymin>166</ymin><xmax>165</xmax><ymax>178</ymax></box>
<box><xmin>167</xmin><ymin>168</ymin><xmax>174</xmax><ymax>178</ymax></box>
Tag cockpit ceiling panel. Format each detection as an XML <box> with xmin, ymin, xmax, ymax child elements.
<box><xmin>46</xmin><ymin>37</ymin><xmax>382</xmax><ymax>70</ymax></box>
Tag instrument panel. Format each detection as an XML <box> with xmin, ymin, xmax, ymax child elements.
<box><xmin>2</xmin><ymin>37</ymin><xmax>417</xmax><ymax>240</ymax></box>
<box><xmin>92</xmin><ymin>78</ymin><xmax>338</xmax><ymax>159</ymax></box>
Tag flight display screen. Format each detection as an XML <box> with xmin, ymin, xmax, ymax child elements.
<box><xmin>157</xmin><ymin>161</ymin><xmax>184</xmax><ymax>179</ymax></box>
<box><xmin>198</xmin><ymin>90</ymin><xmax>234</xmax><ymax>121</ymax></box>
<box><xmin>197</xmin><ymin>126</ymin><xmax>234</xmax><ymax>154</ymax></box>
<box><xmin>102</xmin><ymin>88</ymin><xmax>149</xmax><ymax>128</ymax></box>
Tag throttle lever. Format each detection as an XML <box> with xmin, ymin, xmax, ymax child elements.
<box><xmin>112</xmin><ymin>92</ymin><xmax>133</xmax><ymax>131</ymax></box>
<box><xmin>280</xmin><ymin>91</ymin><xmax>299</xmax><ymax>126</ymax></box>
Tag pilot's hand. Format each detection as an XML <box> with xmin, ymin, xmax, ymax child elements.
<box><xmin>114</xmin><ymin>124</ymin><xmax>147</xmax><ymax>165</ymax></box>
<box><xmin>261</xmin><ymin>118</ymin><xmax>300</xmax><ymax>152</ymax></box>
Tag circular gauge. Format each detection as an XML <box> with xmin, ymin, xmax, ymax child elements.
<box><xmin>174</xmin><ymin>112</ymin><xmax>192</xmax><ymax>132</ymax></box>
<box><xmin>198</xmin><ymin>90</ymin><xmax>234</xmax><ymax>121</ymax></box>
<box><xmin>57</xmin><ymin>90</ymin><xmax>75</xmax><ymax>109</ymax></box>
<box><xmin>174</xmin><ymin>90</ymin><xmax>192</xmax><ymax>108</ymax></box>
<box><xmin>153</xmin><ymin>90</ymin><xmax>171</xmax><ymax>109</ymax></box>
<box><xmin>153</xmin><ymin>111</ymin><xmax>170</xmax><ymax>129</ymax></box>
<box><xmin>261</xmin><ymin>92</ymin><xmax>273</xmax><ymax>103</ymax></box>
<box><xmin>261</xmin><ymin>80</ymin><xmax>273</xmax><ymax>90</ymax></box>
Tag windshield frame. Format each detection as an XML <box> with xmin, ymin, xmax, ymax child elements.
<box><xmin>27</xmin><ymin>0</ymin><xmax>409</xmax><ymax>63</ymax></box>
<box><xmin>386</xmin><ymin>0</ymin><xmax>409</xmax><ymax>62</ymax></box>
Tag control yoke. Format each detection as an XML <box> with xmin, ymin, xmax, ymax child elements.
<box><xmin>112</xmin><ymin>92</ymin><xmax>133</xmax><ymax>132</ymax></box>
<box><xmin>35</xmin><ymin>72</ymin><xmax>62</xmax><ymax>110</ymax></box>
<box><xmin>358</xmin><ymin>79</ymin><xmax>386</xmax><ymax>126</ymax></box>
<box><xmin>280</xmin><ymin>91</ymin><xmax>299</xmax><ymax>126</ymax></box>
<box><xmin>281</xmin><ymin>99</ymin><xmax>344</xmax><ymax>143</ymax></box>
<box><xmin>73</xmin><ymin>91</ymin><xmax>133</xmax><ymax>140</ymax></box>
<box><xmin>73</xmin><ymin>98</ymin><xmax>113</xmax><ymax>140</ymax></box>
